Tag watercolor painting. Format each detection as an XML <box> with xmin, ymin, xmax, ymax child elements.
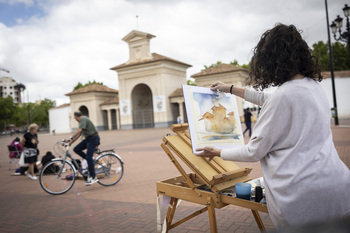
<box><xmin>182</xmin><ymin>85</ymin><xmax>244</xmax><ymax>153</ymax></box>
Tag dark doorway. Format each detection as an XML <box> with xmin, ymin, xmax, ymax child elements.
<box><xmin>131</xmin><ymin>84</ymin><xmax>154</xmax><ymax>128</ymax></box>
<box><xmin>79</xmin><ymin>105</ymin><xmax>89</xmax><ymax>117</ymax></box>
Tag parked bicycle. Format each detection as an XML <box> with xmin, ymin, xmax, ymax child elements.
<box><xmin>39</xmin><ymin>140</ymin><xmax>124</xmax><ymax>195</ymax></box>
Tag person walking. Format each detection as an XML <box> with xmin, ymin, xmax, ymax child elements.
<box><xmin>20</xmin><ymin>124</ymin><xmax>39</xmax><ymax>180</ymax></box>
<box><xmin>66</xmin><ymin>112</ymin><xmax>100</xmax><ymax>186</ymax></box>
<box><xmin>243</xmin><ymin>108</ymin><xmax>252</xmax><ymax>137</ymax></box>
<box><xmin>195</xmin><ymin>24</ymin><xmax>350</xmax><ymax>228</ymax></box>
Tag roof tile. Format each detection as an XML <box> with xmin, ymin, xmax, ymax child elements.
<box><xmin>192</xmin><ymin>63</ymin><xmax>248</xmax><ymax>78</ymax></box>
<box><xmin>110</xmin><ymin>53</ymin><xmax>191</xmax><ymax>70</ymax></box>
<box><xmin>65</xmin><ymin>84</ymin><xmax>118</xmax><ymax>96</ymax></box>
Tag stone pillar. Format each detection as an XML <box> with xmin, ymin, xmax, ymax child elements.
<box><xmin>116</xmin><ymin>108</ymin><xmax>120</xmax><ymax>130</ymax></box>
<box><xmin>107</xmin><ymin>109</ymin><xmax>112</xmax><ymax>130</ymax></box>
<box><xmin>179</xmin><ymin>101</ymin><xmax>184</xmax><ymax>121</ymax></box>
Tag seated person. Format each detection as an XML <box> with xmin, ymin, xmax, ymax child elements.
<box><xmin>41</xmin><ymin>151</ymin><xmax>59</xmax><ymax>174</ymax></box>
<box><xmin>9</xmin><ymin>137</ymin><xmax>22</xmax><ymax>159</ymax></box>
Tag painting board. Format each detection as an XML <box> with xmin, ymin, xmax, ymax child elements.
<box><xmin>182</xmin><ymin>85</ymin><xmax>244</xmax><ymax>153</ymax></box>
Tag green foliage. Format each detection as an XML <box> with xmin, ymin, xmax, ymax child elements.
<box><xmin>332</xmin><ymin>42</ymin><xmax>350</xmax><ymax>70</ymax></box>
<box><xmin>0</xmin><ymin>96</ymin><xmax>17</xmax><ymax>129</ymax></box>
<box><xmin>73</xmin><ymin>80</ymin><xmax>104</xmax><ymax>91</ymax></box>
<box><xmin>203</xmin><ymin>60</ymin><xmax>250</xmax><ymax>71</ymax></box>
<box><xmin>187</xmin><ymin>78</ymin><xmax>196</xmax><ymax>86</ymax></box>
<box><xmin>230</xmin><ymin>59</ymin><xmax>251</xmax><ymax>71</ymax></box>
<box><xmin>203</xmin><ymin>61</ymin><xmax>222</xmax><ymax>70</ymax></box>
<box><xmin>312</xmin><ymin>41</ymin><xmax>350</xmax><ymax>71</ymax></box>
<box><xmin>30</xmin><ymin>99</ymin><xmax>56</xmax><ymax>127</ymax></box>
<box><xmin>0</xmin><ymin>97</ymin><xmax>56</xmax><ymax>130</ymax></box>
<box><xmin>230</xmin><ymin>59</ymin><xmax>239</xmax><ymax>66</ymax></box>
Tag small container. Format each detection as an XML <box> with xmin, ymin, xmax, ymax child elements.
<box><xmin>255</xmin><ymin>179</ymin><xmax>263</xmax><ymax>203</ymax></box>
<box><xmin>235</xmin><ymin>183</ymin><xmax>251</xmax><ymax>200</ymax></box>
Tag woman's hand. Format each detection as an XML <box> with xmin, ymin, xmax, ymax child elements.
<box><xmin>210</xmin><ymin>82</ymin><xmax>230</xmax><ymax>93</ymax></box>
<box><xmin>195</xmin><ymin>147</ymin><xmax>222</xmax><ymax>161</ymax></box>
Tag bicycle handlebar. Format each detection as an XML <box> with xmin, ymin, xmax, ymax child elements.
<box><xmin>61</xmin><ymin>139</ymin><xmax>70</xmax><ymax>150</ymax></box>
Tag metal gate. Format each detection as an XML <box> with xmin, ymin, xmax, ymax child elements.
<box><xmin>132</xmin><ymin>109</ymin><xmax>154</xmax><ymax>129</ymax></box>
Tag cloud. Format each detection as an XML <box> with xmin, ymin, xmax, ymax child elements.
<box><xmin>0</xmin><ymin>0</ymin><xmax>348</xmax><ymax>105</ymax></box>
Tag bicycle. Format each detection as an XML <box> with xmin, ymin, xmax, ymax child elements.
<box><xmin>39</xmin><ymin>140</ymin><xmax>124</xmax><ymax>195</ymax></box>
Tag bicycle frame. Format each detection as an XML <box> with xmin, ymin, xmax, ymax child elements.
<box><xmin>54</xmin><ymin>140</ymin><xmax>124</xmax><ymax>178</ymax></box>
<box><xmin>53</xmin><ymin>142</ymin><xmax>81</xmax><ymax>178</ymax></box>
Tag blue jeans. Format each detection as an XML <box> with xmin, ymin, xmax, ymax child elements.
<box><xmin>73</xmin><ymin>135</ymin><xmax>100</xmax><ymax>178</ymax></box>
<box><xmin>243</xmin><ymin>122</ymin><xmax>252</xmax><ymax>137</ymax></box>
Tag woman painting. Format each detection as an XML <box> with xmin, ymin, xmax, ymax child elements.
<box><xmin>196</xmin><ymin>24</ymin><xmax>350</xmax><ymax>228</ymax></box>
<box><xmin>21</xmin><ymin>123</ymin><xmax>39</xmax><ymax>180</ymax></box>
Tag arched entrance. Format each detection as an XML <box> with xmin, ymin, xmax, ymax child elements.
<box><xmin>131</xmin><ymin>84</ymin><xmax>154</xmax><ymax>128</ymax></box>
<box><xmin>79</xmin><ymin>105</ymin><xmax>89</xmax><ymax>117</ymax></box>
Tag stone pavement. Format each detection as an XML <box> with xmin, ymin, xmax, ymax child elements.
<box><xmin>0</xmin><ymin>121</ymin><xmax>349</xmax><ymax>233</ymax></box>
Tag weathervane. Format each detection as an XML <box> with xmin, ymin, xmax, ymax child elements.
<box><xmin>136</xmin><ymin>15</ymin><xmax>139</xmax><ymax>30</ymax></box>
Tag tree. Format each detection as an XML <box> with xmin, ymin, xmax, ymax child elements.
<box><xmin>73</xmin><ymin>80</ymin><xmax>104</xmax><ymax>91</ymax></box>
<box><xmin>332</xmin><ymin>42</ymin><xmax>350</xmax><ymax>70</ymax></box>
<box><xmin>203</xmin><ymin>61</ymin><xmax>222</xmax><ymax>70</ymax></box>
<box><xmin>230</xmin><ymin>59</ymin><xmax>251</xmax><ymax>71</ymax></box>
<box><xmin>0</xmin><ymin>96</ymin><xmax>18</xmax><ymax>130</ymax></box>
<box><xmin>187</xmin><ymin>78</ymin><xmax>196</xmax><ymax>86</ymax></box>
<box><xmin>312</xmin><ymin>41</ymin><xmax>349</xmax><ymax>71</ymax></box>
<box><xmin>203</xmin><ymin>59</ymin><xmax>250</xmax><ymax>71</ymax></box>
<box><xmin>30</xmin><ymin>99</ymin><xmax>56</xmax><ymax>127</ymax></box>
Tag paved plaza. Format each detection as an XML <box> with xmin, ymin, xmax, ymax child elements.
<box><xmin>0</xmin><ymin>121</ymin><xmax>349</xmax><ymax>233</ymax></box>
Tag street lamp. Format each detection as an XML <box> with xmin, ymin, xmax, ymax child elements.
<box><xmin>330</xmin><ymin>4</ymin><xmax>350</xmax><ymax>68</ymax></box>
<box><xmin>325</xmin><ymin>0</ymin><xmax>339</xmax><ymax>126</ymax></box>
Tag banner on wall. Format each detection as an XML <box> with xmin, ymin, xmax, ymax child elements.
<box><xmin>153</xmin><ymin>95</ymin><xmax>166</xmax><ymax>113</ymax></box>
<box><xmin>120</xmin><ymin>99</ymin><xmax>131</xmax><ymax>116</ymax></box>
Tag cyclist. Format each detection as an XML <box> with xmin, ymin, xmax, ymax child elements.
<box><xmin>65</xmin><ymin>111</ymin><xmax>100</xmax><ymax>186</ymax></box>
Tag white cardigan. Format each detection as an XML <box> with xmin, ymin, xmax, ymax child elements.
<box><xmin>221</xmin><ymin>78</ymin><xmax>350</xmax><ymax>228</ymax></box>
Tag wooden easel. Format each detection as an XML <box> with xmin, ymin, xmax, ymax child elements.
<box><xmin>157</xmin><ymin>124</ymin><xmax>268</xmax><ymax>232</ymax></box>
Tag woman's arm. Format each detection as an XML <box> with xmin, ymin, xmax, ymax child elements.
<box><xmin>210</xmin><ymin>82</ymin><xmax>245</xmax><ymax>99</ymax></box>
<box><xmin>20</xmin><ymin>137</ymin><xmax>25</xmax><ymax>149</ymax></box>
<box><xmin>210</xmin><ymin>81</ymin><xmax>271</xmax><ymax>106</ymax></box>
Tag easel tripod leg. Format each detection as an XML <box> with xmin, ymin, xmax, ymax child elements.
<box><xmin>164</xmin><ymin>198</ymin><xmax>178</xmax><ymax>232</ymax></box>
<box><xmin>207</xmin><ymin>197</ymin><xmax>218</xmax><ymax>233</ymax></box>
<box><xmin>251</xmin><ymin>209</ymin><xmax>266</xmax><ymax>232</ymax></box>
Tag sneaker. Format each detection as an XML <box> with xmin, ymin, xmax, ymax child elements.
<box><xmin>85</xmin><ymin>177</ymin><xmax>98</xmax><ymax>186</ymax></box>
<box><xmin>27</xmin><ymin>173</ymin><xmax>37</xmax><ymax>180</ymax></box>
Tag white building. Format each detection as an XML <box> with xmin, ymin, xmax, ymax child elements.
<box><xmin>48</xmin><ymin>103</ymin><xmax>71</xmax><ymax>134</ymax></box>
<box><xmin>0</xmin><ymin>76</ymin><xmax>25</xmax><ymax>104</ymax></box>
<box><xmin>320</xmin><ymin>71</ymin><xmax>350</xmax><ymax>119</ymax></box>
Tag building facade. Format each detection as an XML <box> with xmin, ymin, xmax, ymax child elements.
<box><xmin>110</xmin><ymin>30</ymin><xmax>192</xmax><ymax>129</ymax></box>
<box><xmin>48</xmin><ymin>103</ymin><xmax>71</xmax><ymax>134</ymax></box>
<box><xmin>65</xmin><ymin>84</ymin><xmax>119</xmax><ymax>131</ymax></box>
<box><xmin>49</xmin><ymin>30</ymin><xmax>254</xmax><ymax>133</ymax></box>
<box><xmin>0</xmin><ymin>76</ymin><xmax>25</xmax><ymax>104</ymax></box>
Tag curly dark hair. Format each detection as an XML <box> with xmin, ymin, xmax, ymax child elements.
<box><xmin>248</xmin><ymin>23</ymin><xmax>322</xmax><ymax>90</ymax></box>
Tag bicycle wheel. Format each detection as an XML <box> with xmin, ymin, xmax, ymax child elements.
<box><xmin>95</xmin><ymin>153</ymin><xmax>124</xmax><ymax>186</ymax></box>
<box><xmin>39</xmin><ymin>160</ymin><xmax>76</xmax><ymax>195</ymax></box>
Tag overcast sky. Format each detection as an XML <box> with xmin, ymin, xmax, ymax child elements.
<box><xmin>0</xmin><ymin>0</ymin><xmax>348</xmax><ymax>106</ymax></box>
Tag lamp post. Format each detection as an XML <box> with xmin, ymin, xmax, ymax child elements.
<box><xmin>330</xmin><ymin>4</ymin><xmax>350</xmax><ymax>68</ymax></box>
<box><xmin>325</xmin><ymin>0</ymin><xmax>339</xmax><ymax>125</ymax></box>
